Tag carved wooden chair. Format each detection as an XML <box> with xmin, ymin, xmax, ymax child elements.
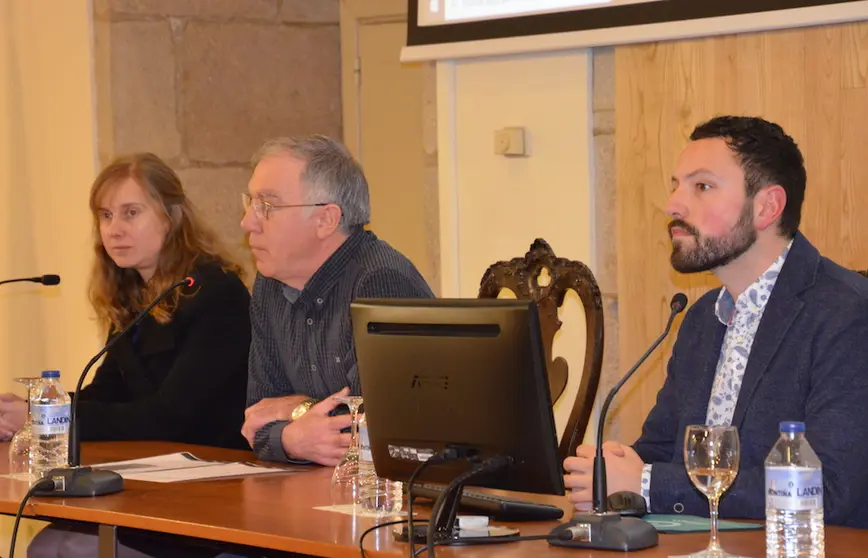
<box><xmin>478</xmin><ymin>239</ymin><xmax>604</xmax><ymax>462</ymax></box>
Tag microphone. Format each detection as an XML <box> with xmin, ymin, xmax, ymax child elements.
<box><xmin>34</xmin><ymin>275</ymin><xmax>195</xmax><ymax>497</ymax></box>
<box><xmin>549</xmin><ymin>292</ymin><xmax>688</xmax><ymax>551</ymax></box>
<box><xmin>0</xmin><ymin>274</ymin><xmax>61</xmax><ymax>287</ymax></box>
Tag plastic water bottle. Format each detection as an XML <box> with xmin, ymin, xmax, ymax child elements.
<box><xmin>358</xmin><ymin>414</ymin><xmax>403</xmax><ymax>513</ymax></box>
<box><xmin>765</xmin><ymin>421</ymin><xmax>824</xmax><ymax>558</ymax></box>
<box><xmin>29</xmin><ymin>370</ymin><xmax>71</xmax><ymax>479</ymax></box>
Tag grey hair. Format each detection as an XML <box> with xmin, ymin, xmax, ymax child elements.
<box><xmin>251</xmin><ymin>135</ymin><xmax>371</xmax><ymax>233</ymax></box>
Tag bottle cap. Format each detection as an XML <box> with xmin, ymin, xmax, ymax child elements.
<box><xmin>41</xmin><ymin>370</ymin><xmax>60</xmax><ymax>379</ymax></box>
<box><xmin>780</xmin><ymin>421</ymin><xmax>805</xmax><ymax>434</ymax></box>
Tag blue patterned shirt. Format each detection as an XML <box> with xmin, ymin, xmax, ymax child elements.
<box><xmin>639</xmin><ymin>240</ymin><xmax>793</xmax><ymax>508</ymax></box>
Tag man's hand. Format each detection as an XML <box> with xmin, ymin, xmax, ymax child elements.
<box><xmin>280</xmin><ymin>387</ymin><xmax>353</xmax><ymax>466</ymax></box>
<box><xmin>241</xmin><ymin>394</ymin><xmax>309</xmax><ymax>447</ymax></box>
<box><xmin>563</xmin><ymin>441</ymin><xmax>645</xmax><ymax>511</ymax></box>
<box><xmin>0</xmin><ymin>393</ymin><xmax>26</xmax><ymax>440</ymax></box>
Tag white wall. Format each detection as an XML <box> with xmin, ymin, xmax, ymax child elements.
<box><xmin>0</xmin><ymin>0</ymin><xmax>100</xmax><ymax>393</ymax></box>
<box><xmin>436</xmin><ymin>49</ymin><xmax>597</xmax><ymax>443</ymax></box>
<box><xmin>0</xmin><ymin>2</ymin><xmax>100</xmax><ymax>550</ymax></box>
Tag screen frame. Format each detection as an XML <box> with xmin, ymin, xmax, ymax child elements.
<box><xmin>405</xmin><ymin>0</ymin><xmax>868</xmax><ymax>61</ymax></box>
<box><xmin>352</xmin><ymin>297</ymin><xmax>565</xmax><ymax>496</ymax></box>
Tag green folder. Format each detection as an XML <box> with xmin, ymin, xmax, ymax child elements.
<box><xmin>644</xmin><ymin>514</ymin><xmax>764</xmax><ymax>533</ymax></box>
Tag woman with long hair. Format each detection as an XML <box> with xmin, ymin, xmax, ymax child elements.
<box><xmin>81</xmin><ymin>152</ymin><xmax>251</xmax><ymax>448</ymax></box>
<box><xmin>7</xmin><ymin>153</ymin><xmax>251</xmax><ymax>557</ymax></box>
<box><xmin>0</xmin><ymin>152</ymin><xmax>251</xmax><ymax>447</ymax></box>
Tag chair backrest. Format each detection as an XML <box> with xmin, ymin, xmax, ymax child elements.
<box><xmin>478</xmin><ymin>239</ymin><xmax>604</xmax><ymax>462</ymax></box>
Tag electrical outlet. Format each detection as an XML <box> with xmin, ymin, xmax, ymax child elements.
<box><xmin>494</xmin><ymin>127</ymin><xmax>526</xmax><ymax>156</ymax></box>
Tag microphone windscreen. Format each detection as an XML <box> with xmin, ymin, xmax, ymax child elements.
<box><xmin>41</xmin><ymin>275</ymin><xmax>61</xmax><ymax>286</ymax></box>
<box><xmin>670</xmin><ymin>292</ymin><xmax>688</xmax><ymax>313</ymax></box>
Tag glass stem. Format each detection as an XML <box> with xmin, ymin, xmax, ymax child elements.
<box><xmin>708</xmin><ymin>495</ymin><xmax>721</xmax><ymax>551</ymax></box>
<box><xmin>349</xmin><ymin>405</ymin><xmax>359</xmax><ymax>451</ymax></box>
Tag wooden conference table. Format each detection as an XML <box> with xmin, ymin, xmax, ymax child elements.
<box><xmin>0</xmin><ymin>441</ymin><xmax>864</xmax><ymax>557</ymax></box>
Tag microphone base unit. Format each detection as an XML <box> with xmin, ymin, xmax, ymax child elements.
<box><xmin>32</xmin><ymin>466</ymin><xmax>124</xmax><ymax>497</ymax></box>
<box><xmin>548</xmin><ymin>511</ymin><xmax>658</xmax><ymax>551</ymax></box>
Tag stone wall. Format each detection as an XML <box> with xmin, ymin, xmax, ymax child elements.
<box><xmin>92</xmin><ymin>0</ymin><xmax>342</xmax><ymax>282</ymax></box>
<box><xmin>421</xmin><ymin>63</ymin><xmax>441</xmax><ymax>293</ymax></box>
<box><xmin>90</xmin><ymin>1</ymin><xmax>622</xmax><ymax>438</ymax></box>
<box><xmin>591</xmin><ymin>48</ymin><xmax>622</xmax><ymax>440</ymax></box>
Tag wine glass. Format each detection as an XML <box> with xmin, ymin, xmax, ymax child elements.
<box><xmin>672</xmin><ymin>425</ymin><xmax>743</xmax><ymax>558</ymax></box>
<box><xmin>8</xmin><ymin>377</ymin><xmax>41</xmax><ymax>478</ymax></box>
<box><xmin>330</xmin><ymin>395</ymin><xmax>365</xmax><ymax>510</ymax></box>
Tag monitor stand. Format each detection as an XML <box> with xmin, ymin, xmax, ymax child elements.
<box><xmin>393</xmin><ymin>523</ymin><xmax>519</xmax><ymax>544</ymax></box>
<box><xmin>393</xmin><ymin>483</ymin><xmax>519</xmax><ymax>545</ymax></box>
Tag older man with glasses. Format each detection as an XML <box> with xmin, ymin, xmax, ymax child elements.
<box><xmin>239</xmin><ymin>135</ymin><xmax>434</xmax><ymax>466</ymax></box>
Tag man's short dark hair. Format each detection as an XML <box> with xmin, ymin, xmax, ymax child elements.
<box><xmin>690</xmin><ymin>116</ymin><xmax>806</xmax><ymax>238</ymax></box>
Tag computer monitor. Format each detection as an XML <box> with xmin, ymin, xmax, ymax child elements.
<box><xmin>351</xmin><ymin>298</ymin><xmax>565</xmax><ymax>497</ymax></box>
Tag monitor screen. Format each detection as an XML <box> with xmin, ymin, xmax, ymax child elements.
<box><xmin>406</xmin><ymin>0</ymin><xmax>868</xmax><ymax>58</ymax></box>
<box><xmin>352</xmin><ymin>298</ymin><xmax>564</xmax><ymax>496</ymax></box>
<box><xmin>418</xmin><ymin>0</ymin><xmax>662</xmax><ymax>26</ymax></box>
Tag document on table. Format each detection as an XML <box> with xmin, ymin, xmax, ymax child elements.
<box><xmin>92</xmin><ymin>452</ymin><xmax>295</xmax><ymax>483</ymax></box>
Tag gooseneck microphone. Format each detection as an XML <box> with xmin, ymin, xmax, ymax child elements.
<box><xmin>34</xmin><ymin>275</ymin><xmax>195</xmax><ymax>498</ymax></box>
<box><xmin>592</xmin><ymin>292</ymin><xmax>688</xmax><ymax>513</ymax></box>
<box><xmin>0</xmin><ymin>275</ymin><xmax>61</xmax><ymax>287</ymax></box>
<box><xmin>549</xmin><ymin>293</ymin><xmax>688</xmax><ymax>551</ymax></box>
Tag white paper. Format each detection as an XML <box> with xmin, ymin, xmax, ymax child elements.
<box><xmin>313</xmin><ymin>504</ymin><xmax>408</xmax><ymax>519</ymax></box>
<box><xmin>0</xmin><ymin>472</ymin><xmax>32</xmax><ymax>482</ymax></box>
<box><xmin>92</xmin><ymin>452</ymin><xmax>293</xmax><ymax>483</ymax></box>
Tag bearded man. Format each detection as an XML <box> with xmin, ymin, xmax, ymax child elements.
<box><xmin>564</xmin><ymin>116</ymin><xmax>868</xmax><ymax>528</ymax></box>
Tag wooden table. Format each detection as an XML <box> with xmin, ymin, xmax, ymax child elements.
<box><xmin>0</xmin><ymin>441</ymin><xmax>864</xmax><ymax>557</ymax></box>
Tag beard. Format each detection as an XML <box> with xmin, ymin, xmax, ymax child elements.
<box><xmin>669</xmin><ymin>202</ymin><xmax>756</xmax><ymax>273</ymax></box>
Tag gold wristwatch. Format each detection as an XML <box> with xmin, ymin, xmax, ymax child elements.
<box><xmin>290</xmin><ymin>398</ymin><xmax>317</xmax><ymax>422</ymax></box>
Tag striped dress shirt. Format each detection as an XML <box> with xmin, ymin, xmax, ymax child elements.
<box><xmin>248</xmin><ymin>228</ymin><xmax>435</xmax><ymax>462</ymax></box>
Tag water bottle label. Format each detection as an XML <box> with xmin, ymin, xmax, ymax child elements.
<box><xmin>766</xmin><ymin>466</ymin><xmax>823</xmax><ymax>511</ymax></box>
<box><xmin>31</xmin><ymin>403</ymin><xmax>71</xmax><ymax>436</ymax></box>
<box><xmin>359</xmin><ymin>423</ymin><xmax>373</xmax><ymax>463</ymax></box>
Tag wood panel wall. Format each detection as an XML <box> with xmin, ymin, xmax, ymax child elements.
<box><xmin>614</xmin><ymin>22</ymin><xmax>868</xmax><ymax>443</ymax></box>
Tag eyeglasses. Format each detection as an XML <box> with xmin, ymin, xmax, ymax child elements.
<box><xmin>241</xmin><ymin>192</ymin><xmax>329</xmax><ymax>221</ymax></box>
